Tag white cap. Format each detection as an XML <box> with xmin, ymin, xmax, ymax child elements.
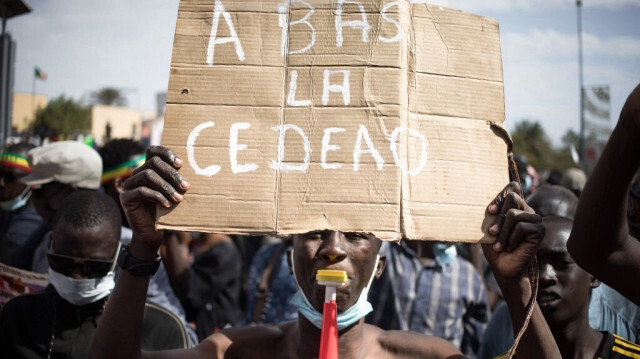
<box><xmin>20</xmin><ymin>141</ymin><xmax>102</xmax><ymax>190</ymax></box>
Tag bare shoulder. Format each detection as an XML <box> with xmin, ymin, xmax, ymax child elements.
<box><xmin>199</xmin><ymin>321</ymin><xmax>295</xmax><ymax>359</ymax></box>
<box><xmin>371</xmin><ymin>326</ymin><xmax>465</xmax><ymax>359</ymax></box>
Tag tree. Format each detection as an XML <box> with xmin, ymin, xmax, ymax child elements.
<box><xmin>510</xmin><ymin>119</ymin><xmax>574</xmax><ymax>172</ymax></box>
<box><xmin>511</xmin><ymin>120</ymin><xmax>553</xmax><ymax>169</ymax></box>
<box><xmin>90</xmin><ymin>87</ymin><xmax>127</xmax><ymax>106</ymax></box>
<box><xmin>30</xmin><ymin>95</ymin><xmax>91</xmax><ymax>139</ymax></box>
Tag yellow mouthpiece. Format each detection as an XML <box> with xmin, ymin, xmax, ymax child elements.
<box><xmin>316</xmin><ymin>270</ymin><xmax>348</xmax><ymax>283</ymax></box>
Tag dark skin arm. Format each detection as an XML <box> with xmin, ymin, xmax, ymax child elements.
<box><xmin>90</xmin><ymin>147</ymin><xmax>227</xmax><ymax>359</ymax></box>
<box><xmin>484</xmin><ymin>182</ymin><xmax>561</xmax><ymax>359</ymax></box>
<box><xmin>91</xmin><ymin>147</ymin><xmax>558</xmax><ymax>359</ymax></box>
<box><xmin>567</xmin><ymin>84</ymin><xmax>640</xmax><ymax>305</ymax></box>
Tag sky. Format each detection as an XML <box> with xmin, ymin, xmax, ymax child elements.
<box><xmin>5</xmin><ymin>0</ymin><xmax>640</xmax><ymax>146</ymax></box>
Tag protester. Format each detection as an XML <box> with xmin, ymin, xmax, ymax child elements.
<box><xmin>90</xmin><ymin>146</ymin><xmax>560</xmax><ymax>359</ymax></box>
<box><xmin>544</xmin><ymin>169</ymin><xmax>563</xmax><ymax>186</ymax></box>
<box><xmin>20</xmin><ymin>141</ymin><xmax>103</xmax><ymax>273</ymax></box>
<box><xmin>98</xmin><ymin>138</ymin><xmax>146</xmax><ymax>232</ymax></box>
<box><xmin>98</xmin><ymin>138</ymin><xmax>198</xmax><ymax>346</ymax></box>
<box><xmin>235</xmin><ymin>234</ymin><xmax>276</xmax><ymax>313</ymax></box>
<box><xmin>513</xmin><ymin>154</ymin><xmax>535</xmax><ymax>198</ymax></box>
<box><xmin>478</xmin><ymin>184</ymin><xmax>579</xmax><ymax>358</ymax></box>
<box><xmin>163</xmin><ymin>231</ymin><xmax>243</xmax><ymax>340</ymax></box>
<box><xmin>0</xmin><ymin>142</ymin><xmax>45</xmax><ymax>269</ymax></box>
<box><xmin>367</xmin><ymin>240</ymin><xmax>488</xmax><ymax>357</ymax></box>
<box><xmin>0</xmin><ymin>191</ymin><xmax>190</xmax><ymax>358</ymax></box>
<box><xmin>480</xmin><ymin>182</ymin><xmax>640</xmax><ymax>358</ymax></box>
<box><xmin>567</xmin><ymin>84</ymin><xmax>640</xmax><ymax>306</ymax></box>
<box><xmin>500</xmin><ymin>216</ymin><xmax>640</xmax><ymax>358</ymax></box>
<box><xmin>525</xmin><ymin>185</ymin><xmax>578</xmax><ymax>219</ymax></box>
<box><xmin>245</xmin><ymin>237</ymin><xmax>297</xmax><ymax>324</ymax></box>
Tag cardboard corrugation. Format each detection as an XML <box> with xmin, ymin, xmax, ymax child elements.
<box><xmin>157</xmin><ymin>0</ymin><xmax>509</xmax><ymax>242</ymax></box>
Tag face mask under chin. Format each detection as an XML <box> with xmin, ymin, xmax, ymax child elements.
<box><xmin>0</xmin><ymin>187</ymin><xmax>31</xmax><ymax>212</ymax></box>
<box><xmin>288</xmin><ymin>249</ymin><xmax>379</xmax><ymax>330</ymax></box>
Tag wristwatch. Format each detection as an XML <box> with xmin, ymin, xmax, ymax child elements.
<box><xmin>118</xmin><ymin>246</ymin><xmax>161</xmax><ymax>277</ymax></box>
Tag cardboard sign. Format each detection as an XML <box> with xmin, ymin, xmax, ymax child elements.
<box><xmin>158</xmin><ymin>0</ymin><xmax>509</xmax><ymax>242</ymax></box>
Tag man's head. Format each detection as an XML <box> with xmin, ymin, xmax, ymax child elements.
<box><xmin>20</xmin><ymin>141</ymin><xmax>102</xmax><ymax>224</ymax></box>
<box><xmin>526</xmin><ymin>185</ymin><xmax>578</xmax><ymax>220</ymax></box>
<box><xmin>537</xmin><ymin>216</ymin><xmax>599</xmax><ymax>326</ymax></box>
<box><xmin>0</xmin><ymin>142</ymin><xmax>35</xmax><ymax>210</ymax></box>
<box><xmin>98</xmin><ymin>139</ymin><xmax>145</xmax><ymax>225</ymax></box>
<box><xmin>49</xmin><ymin>191</ymin><xmax>121</xmax><ymax>280</ymax></box>
<box><xmin>288</xmin><ymin>230</ymin><xmax>385</xmax><ymax>313</ymax></box>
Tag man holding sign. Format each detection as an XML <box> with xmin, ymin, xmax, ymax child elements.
<box><xmin>90</xmin><ymin>147</ymin><xmax>558</xmax><ymax>359</ymax></box>
<box><xmin>92</xmin><ymin>1</ymin><xmax>560</xmax><ymax>358</ymax></box>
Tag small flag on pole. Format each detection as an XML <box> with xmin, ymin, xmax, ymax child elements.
<box><xmin>34</xmin><ymin>67</ymin><xmax>47</xmax><ymax>81</ymax></box>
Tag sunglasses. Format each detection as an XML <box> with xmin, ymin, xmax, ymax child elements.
<box><xmin>47</xmin><ymin>242</ymin><xmax>121</xmax><ymax>278</ymax></box>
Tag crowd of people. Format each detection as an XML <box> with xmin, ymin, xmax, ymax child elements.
<box><xmin>0</xmin><ymin>84</ymin><xmax>638</xmax><ymax>358</ymax></box>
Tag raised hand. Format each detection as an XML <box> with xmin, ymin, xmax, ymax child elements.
<box><xmin>120</xmin><ymin>146</ymin><xmax>189</xmax><ymax>244</ymax></box>
<box><xmin>483</xmin><ymin>181</ymin><xmax>544</xmax><ymax>280</ymax></box>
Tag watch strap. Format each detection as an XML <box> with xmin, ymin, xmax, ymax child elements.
<box><xmin>118</xmin><ymin>246</ymin><xmax>161</xmax><ymax>277</ymax></box>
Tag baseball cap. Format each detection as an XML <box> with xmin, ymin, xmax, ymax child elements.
<box><xmin>20</xmin><ymin>141</ymin><xmax>103</xmax><ymax>189</ymax></box>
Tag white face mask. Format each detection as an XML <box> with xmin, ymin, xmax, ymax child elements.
<box><xmin>0</xmin><ymin>186</ymin><xmax>31</xmax><ymax>212</ymax></box>
<box><xmin>48</xmin><ymin>268</ymin><xmax>115</xmax><ymax>306</ymax></box>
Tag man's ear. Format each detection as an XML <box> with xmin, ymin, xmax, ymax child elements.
<box><xmin>375</xmin><ymin>255</ymin><xmax>386</xmax><ymax>279</ymax></box>
<box><xmin>286</xmin><ymin>248</ymin><xmax>293</xmax><ymax>275</ymax></box>
<box><xmin>590</xmin><ymin>275</ymin><xmax>601</xmax><ymax>289</ymax></box>
<box><xmin>114</xmin><ymin>177</ymin><xmax>126</xmax><ymax>194</ymax></box>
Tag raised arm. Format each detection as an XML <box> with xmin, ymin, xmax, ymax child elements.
<box><xmin>90</xmin><ymin>146</ymin><xmax>214</xmax><ymax>359</ymax></box>
<box><xmin>567</xmin><ymin>84</ymin><xmax>640</xmax><ymax>305</ymax></box>
<box><xmin>484</xmin><ymin>182</ymin><xmax>561</xmax><ymax>359</ymax></box>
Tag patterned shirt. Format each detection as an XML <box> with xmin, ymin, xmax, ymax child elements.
<box><xmin>367</xmin><ymin>241</ymin><xmax>488</xmax><ymax>357</ymax></box>
<box><xmin>598</xmin><ymin>332</ymin><xmax>640</xmax><ymax>359</ymax></box>
<box><xmin>494</xmin><ymin>332</ymin><xmax>640</xmax><ymax>359</ymax></box>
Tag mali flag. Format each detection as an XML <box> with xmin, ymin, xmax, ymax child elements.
<box><xmin>34</xmin><ymin>67</ymin><xmax>47</xmax><ymax>81</ymax></box>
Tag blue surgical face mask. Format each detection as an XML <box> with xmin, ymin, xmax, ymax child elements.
<box><xmin>0</xmin><ymin>186</ymin><xmax>31</xmax><ymax>212</ymax></box>
<box><xmin>523</xmin><ymin>175</ymin><xmax>533</xmax><ymax>194</ymax></box>
<box><xmin>289</xmin><ymin>249</ymin><xmax>379</xmax><ymax>331</ymax></box>
<box><xmin>433</xmin><ymin>243</ymin><xmax>457</xmax><ymax>266</ymax></box>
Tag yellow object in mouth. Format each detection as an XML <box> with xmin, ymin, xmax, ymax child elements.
<box><xmin>316</xmin><ymin>270</ymin><xmax>348</xmax><ymax>283</ymax></box>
